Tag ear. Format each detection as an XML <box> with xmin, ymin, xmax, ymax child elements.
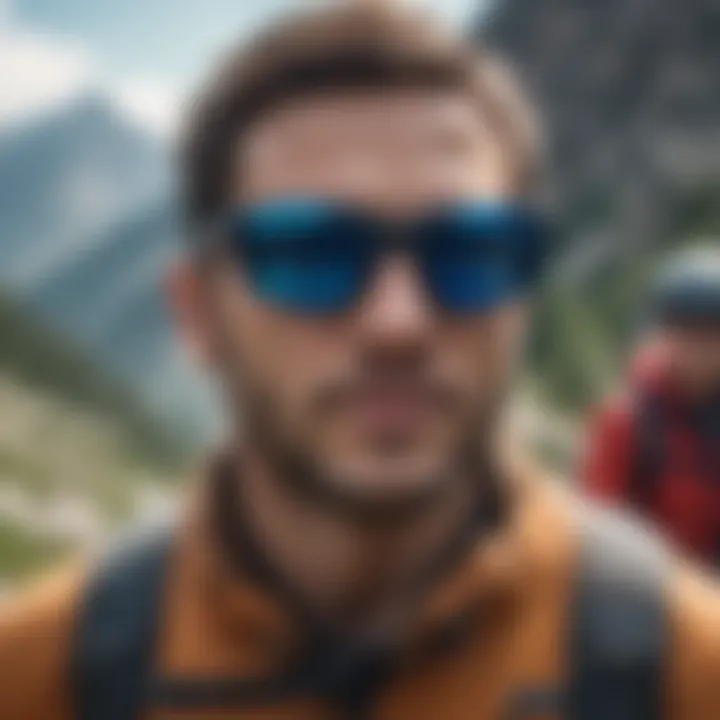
<box><xmin>166</xmin><ymin>259</ymin><xmax>219</xmax><ymax>367</ymax></box>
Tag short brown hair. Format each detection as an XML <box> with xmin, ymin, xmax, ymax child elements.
<box><xmin>182</xmin><ymin>2</ymin><xmax>540</xmax><ymax>235</ymax></box>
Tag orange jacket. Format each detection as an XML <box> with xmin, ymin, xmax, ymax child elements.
<box><xmin>2</xmin><ymin>467</ymin><xmax>720</xmax><ymax>719</ymax></box>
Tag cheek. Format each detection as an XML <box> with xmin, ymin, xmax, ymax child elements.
<box><xmin>442</xmin><ymin>311</ymin><xmax>526</xmax><ymax>391</ymax></box>
<box><xmin>476</xmin><ymin>328</ymin><xmax>521</xmax><ymax>387</ymax></box>
<box><xmin>213</xmin><ymin>281</ymin><xmax>350</xmax><ymax>406</ymax></box>
<box><xmin>263</xmin><ymin>322</ymin><xmax>332</xmax><ymax>391</ymax></box>
<box><xmin>206</xmin><ymin>276</ymin><xmax>291</xmax><ymax>391</ymax></box>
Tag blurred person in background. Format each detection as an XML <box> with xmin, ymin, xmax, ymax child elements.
<box><xmin>584</xmin><ymin>245</ymin><xmax>720</xmax><ymax>565</ymax></box>
<box><xmin>3</xmin><ymin>4</ymin><xmax>720</xmax><ymax>720</ymax></box>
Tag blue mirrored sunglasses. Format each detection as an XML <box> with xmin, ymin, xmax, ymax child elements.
<box><xmin>219</xmin><ymin>198</ymin><xmax>550</xmax><ymax>316</ymax></box>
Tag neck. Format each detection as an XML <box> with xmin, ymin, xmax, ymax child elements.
<box><xmin>225</xmin><ymin>448</ymin><xmax>494</xmax><ymax>640</ymax></box>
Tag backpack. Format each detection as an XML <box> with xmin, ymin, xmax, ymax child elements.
<box><xmin>630</xmin><ymin>390</ymin><xmax>720</xmax><ymax>563</ymax></box>
<box><xmin>629</xmin><ymin>391</ymin><xmax>667</xmax><ymax>511</ymax></box>
<box><xmin>72</xmin><ymin>506</ymin><xmax>668</xmax><ymax>720</ymax></box>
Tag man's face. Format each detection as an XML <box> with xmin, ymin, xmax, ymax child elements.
<box><xmin>665</xmin><ymin>325</ymin><xmax>720</xmax><ymax>395</ymax></box>
<box><xmin>177</xmin><ymin>90</ymin><xmax>527</xmax><ymax>509</ymax></box>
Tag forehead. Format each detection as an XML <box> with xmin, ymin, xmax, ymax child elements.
<box><xmin>235</xmin><ymin>89</ymin><xmax>514</xmax><ymax>209</ymax></box>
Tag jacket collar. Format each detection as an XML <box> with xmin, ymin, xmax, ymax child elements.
<box><xmin>178</xmin><ymin>452</ymin><xmax>560</xmax><ymax>669</ymax></box>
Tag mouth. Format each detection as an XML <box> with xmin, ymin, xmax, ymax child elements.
<box><xmin>339</xmin><ymin>384</ymin><xmax>445</xmax><ymax>437</ymax></box>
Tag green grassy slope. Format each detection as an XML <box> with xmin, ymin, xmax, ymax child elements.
<box><xmin>0</xmin><ymin>290</ymin><xmax>182</xmax><ymax>582</ymax></box>
<box><xmin>530</xmin><ymin>184</ymin><xmax>720</xmax><ymax>414</ymax></box>
<box><xmin>0</xmin><ymin>289</ymin><xmax>180</xmax><ymax>465</ymax></box>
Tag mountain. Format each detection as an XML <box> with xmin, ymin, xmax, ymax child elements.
<box><xmin>479</xmin><ymin>0</ymin><xmax>720</xmax><ymax>411</ymax></box>
<box><xmin>0</xmin><ymin>298</ymin><xmax>180</xmax><ymax>583</ymax></box>
<box><xmin>0</xmin><ymin>93</ymin><xmax>216</xmax><ymax>439</ymax></box>
<box><xmin>0</xmin><ymin>287</ymin><xmax>179</xmax><ymax>463</ymax></box>
<box><xmin>0</xmin><ymin>92</ymin><xmax>188</xmax><ymax>580</ymax></box>
<box><xmin>481</xmin><ymin>0</ymin><xmax>720</xmax><ymax>271</ymax></box>
<box><xmin>31</xmin><ymin>198</ymin><xmax>217</xmax><ymax>436</ymax></box>
<box><xmin>0</xmin><ymin>281</ymin><xmax>183</xmax><ymax>581</ymax></box>
<box><xmin>0</xmin><ymin>93</ymin><xmax>169</xmax><ymax>285</ymax></box>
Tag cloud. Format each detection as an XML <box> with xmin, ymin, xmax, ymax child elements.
<box><xmin>410</xmin><ymin>0</ymin><xmax>487</xmax><ymax>27</ymax></box>
<box><xmin>0</xmin><ymin>18</ymin><xmax>179</xmax><ymax>136</ymax></box>
<box><xmin>114</xmin><ymin>79</ymin><xmax>182</xmax><ymax>137</ymax></box>
<box><xmin>0</xmin><ymin>0</ymin><xmax>485</xmax><ymax>137</ymax></box>
<box><xmin>0</xmin><ymin>0</ymin><xmax>9</xmax><ymax>29</ymax></box>
<box><xmin>0</xmin><ymin>27</ymin><xmax>93</xmax><ymax>127</ymax></box>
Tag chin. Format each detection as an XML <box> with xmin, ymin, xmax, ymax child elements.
<box><xmin>321</xmin><ymin>452</ymin><xmax>451</xmax><ymax>507</ymax></box>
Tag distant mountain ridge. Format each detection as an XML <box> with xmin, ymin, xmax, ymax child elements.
<box><xmin>0</xmin><ymin>92</ymin><xmax>215</xmax><ymax>440</ymax></box>
<box><xmin>479</xmin><ymin>0</ymin><xmax>720</xmax><ymax>410</ymax></box>
<box><xmin>0</xmin><ymin>94</ymin><xmax>169</xmax><ymax>285</ymax></box>
<box><xmin>8</xmin><ymin>4</ymin><xmax>718</xmax><ymax>428</ymax></box>
<box><xmin>0</xmin><ymin>287</ymin><xmax>177</xmax><ymax>462</ymax></box>
<box><xmin>481</xmin><ymin>0</ymin><xmax>720</xmax><ymax>277</ymax></box>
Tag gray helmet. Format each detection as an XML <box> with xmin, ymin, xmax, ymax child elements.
<box><xmin>650</xmin><ymin>243</ymin><xmax>720</xmax><ymax>326</ymax></box>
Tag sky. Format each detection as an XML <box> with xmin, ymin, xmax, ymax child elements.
<box><xmin>0</xmin><ymin>0</ymin><xmax>490</xmax><ymax>135</ymax></box>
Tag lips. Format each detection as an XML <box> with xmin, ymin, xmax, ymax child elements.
<box><xmin>345</xmin><ymin>386</ymin><xmax>439</xmax><ymax>434</ymax></box>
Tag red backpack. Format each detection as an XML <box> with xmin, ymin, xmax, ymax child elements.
<box><xmin>630</xmin><ymin>390</ymin><xmax>720</xmax><ymax>562</ymax></box>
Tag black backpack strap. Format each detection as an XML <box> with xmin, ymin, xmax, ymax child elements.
<box><xmin>73</xmin><ymin>523</ymin><xmax>175</xmax><ymax>720</ymax></box>
<box><xmin>71</xmin><ymin>521</ymin><xmax>392</xmax><ymax>719</ymax></box>
<box><xmin>630</xmin><ymin>391</ymin><xmax>666</xmax><ymax>510</ymax></box>
<box><xmin>569</xmin><ymin>504</ymin><xmax>669</xmax><ymax>720</ymax></box>
<box><xmin>72</xmin><ymin>505</ymin><xmax>668</xmax><ymax>720</ymax></box>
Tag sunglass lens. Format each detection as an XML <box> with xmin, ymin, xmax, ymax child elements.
<box><xmin>420</xmin><ymin>203</ymin><xmax>547</xmax><ymax>313</ymax></box>
<box><xmin>230</xmin><ymin>199</ymin><xmax>373</xmax><ymax>314</ymax></box>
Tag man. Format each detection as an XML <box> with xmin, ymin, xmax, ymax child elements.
<box><xmin>2</xmin><ymin>4</ymin><xmax>720</xmax><ymax>719</ymax></box>
<box><xmin>584</xmin><ymin>246</ymin><xmax>720</xmax><ymax>564</ymax></box>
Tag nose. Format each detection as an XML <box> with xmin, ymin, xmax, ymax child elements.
<box><xmin>356</xmin><ymin>254</ymin><xmax>435</xmax><ymax>348</ymax></box>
